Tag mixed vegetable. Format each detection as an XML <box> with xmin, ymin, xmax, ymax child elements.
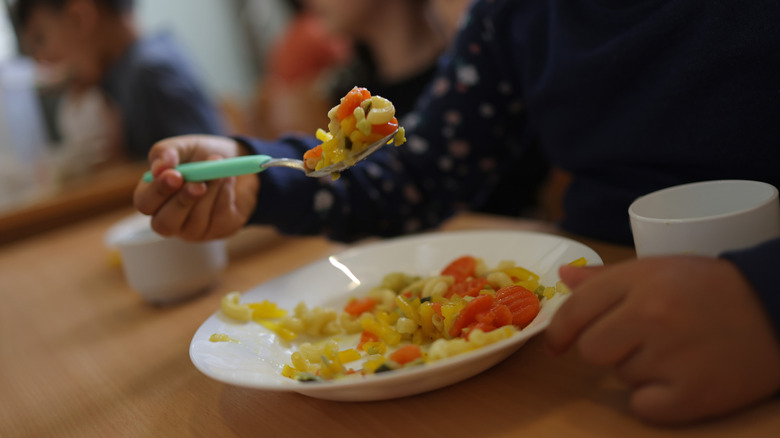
<box><xmin>303</xmin><ymin>86</ymin><xmax>407</xmax><ymax>176</ymax></box>
<box><xmin>213</xmin><ymin>255</ymin><xmax>587</xmax><ymax>382</ymax></box>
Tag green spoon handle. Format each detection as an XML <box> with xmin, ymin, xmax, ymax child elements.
<box><xmin>142</xmin><ymin>155</ymin><xmax>274</xmax><ymax>182</ymax></box>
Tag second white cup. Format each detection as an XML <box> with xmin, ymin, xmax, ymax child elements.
<box><xmin>628</xmin><ymin>180</ymin><xmax>780</xmax><ymax>257</ymax></box>
<box><xmin>106</xmin><ymin>214</ymin><xmax>228</xmax><ymax>303</ymax></box>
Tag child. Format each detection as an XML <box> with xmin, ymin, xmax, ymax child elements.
<box><xmin>133</xmin><ymin>0</ymin><xmax>780</xmax><ymax>424</ymax></box>
<box><xmin>14</xmin><ymin>0</ymin><xmax>224</xmax><ymax>159</ymax></box>
<box><xmin>256</xmin><ymin>0</ymin><xmax>450</xmax><ymax>138</ymax></box>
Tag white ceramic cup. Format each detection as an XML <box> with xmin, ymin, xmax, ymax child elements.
<box><xmin>106</xmin><ymin>214</ymin><xmax>228</xmax><ymax>303</ymax></box>
<box><xmin>628</xmin><ymin>180</ymin><xmax>780</xmax><ymax>258</ymax></box>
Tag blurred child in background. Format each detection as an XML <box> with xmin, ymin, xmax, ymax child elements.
<box><xmin>14</xmin><ymin>0</ymin><xmax>224</xmax><ymax>161</ymax></box>
<box><xmin>307</xmin><ymin>0</ymin><xmax>447</xmax><ymax>118</ymax></box>
<box><xmin>251</xmin><ymin>0</ymin><xmax>352</xmax><ymax>139</ymax></box>
<box><xmin>256</xmin><ymin>0</ymin><xmax>458</xmax><ymax>138</ymax></box>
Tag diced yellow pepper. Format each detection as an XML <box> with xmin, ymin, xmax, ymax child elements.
<box><xmin>556</xmin><ymin>280</ymin><xmax>572</xmax><ymax>294</ymax></box>
<box><xmin>249</xmin><ymin>300</ymin><xmax>287</xmax><ymax>319</ymax></box>
<box><xmin>349</xmin><ymin>125</ymin><xmax>368</xmax><ymax>143</ymax></box>
<box><xmin>257</xmin><ymin>320</ymin><xmax>297</xmax><ymax>341</ymax></box>
<box><xmin>315</xmin><ymin>128</ymin><xmax>332</xmax><ymax>143</ymax></box>
<box><xmin>543</xmin><ymin>286</ymin><xmax>556</xmax><ymax>299</ymax></box>
<box><xmin>377</xmin><ymin>310</ymin><xmax>399</xmax><ymax>326</ymax></box>
<box><xmin>431</xmin><ymin>294</ymin><xmax>449</xmax><ymax>304</ymax></box>
<box><xmin>504</xmin><ymin>266</ymin><xmax>539</xmax><ymax>282</ymax></box>
<box><xmin>517</xmin><ymin>279</ymin><xmax>539</xmax><ymax>292</ymax></box>
<box><xmin>338</xmin><ymin>348</ymin><xmax>361</xmax><ymax>364</ymax></box>
<box><xmin>418</xmin><ymin>302</ymin><xmax>436</xmax><ymax>338</ymax></box>
<box><xmin>363</xmin><ymin>356</ymin><xmax>386</xmax><ymax>374</ymax></box>
<box><xmin>441</xmin><ymin>301</ymin><xmax>466</xmax><ymax>336</ymax></box>
<box><xmin>568</xmin><ymin>257</ymin><xmax>588</xmax><ymax>267</ymax></box>
<box><xmin>394</xmin><ymin>127</ymin><xmax>407</xmax><ymax>146</ymax></box>
<box><xmin>340</xmin><ymin>115</ymin><xmax>357</xmax><ymax>135</ymax></box>
<box><xmin>362</xmin><ymin>317</ymin><xmax>401</xmax><ymax>346</ymax></box>
<box><xmin>395</xmin><ymin>295</ymin><xmax>421</xmax><ymax>324</ymax></box>
<box><xmin>330</xmin><ymin>146</ymin><xmax>347</xmax><ymax>164</ymax></box>
<box><xmin>364</xmin><ymin>341</ymin><xmax>386</xmax><ymax>355</ymax></box>
<box><xmin>321</xmin><ymin>136</ymin><xmax>338</xmax><ymax>154</ymax></box>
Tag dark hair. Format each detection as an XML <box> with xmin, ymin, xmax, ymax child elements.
<box><xmin>13</xmin><ymin>0</ymin><xmax>135</xmax><ymax>26</ymax></box>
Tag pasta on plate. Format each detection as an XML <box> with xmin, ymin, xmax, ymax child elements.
<box><xmin>213</xmin><ymin>255</ymin><xmax>584</xmax><ymax>382</ymax></box>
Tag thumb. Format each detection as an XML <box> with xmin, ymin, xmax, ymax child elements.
<box><xmin>558</xmin><ymin>265</ymin><xmax>607</xmax><ymax>290</ymax></box>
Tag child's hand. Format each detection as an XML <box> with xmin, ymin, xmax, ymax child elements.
<box><xmin>546</xmin><ymin>256</ymin><xmax>780</xmax><ymax>425</ymax></box>
<box><xmin>134</xmin><ymin>135</ymin><xmax>260</xmax><ymax>241</ymax></box>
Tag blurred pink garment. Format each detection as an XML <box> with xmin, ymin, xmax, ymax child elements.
<box><xmin>254</xmin><ymin>12</ymin><xmax>352</xmax><ymax>137</ymax></box>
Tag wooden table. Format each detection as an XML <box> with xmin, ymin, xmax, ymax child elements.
<box><xmin>1</xmin><ymin>210</ymin><xmax>778</xmax><ymax>437</ymax></box>
<box><xmin>0</xmin><ymin>162</ymin><xmax>147</xmax><ymax>246</ymax></box>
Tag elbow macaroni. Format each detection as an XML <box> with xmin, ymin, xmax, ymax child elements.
<box><xmin>216</xmin><ymin>255</ymin><xmax>587</xmax><ymax>382</ymax></box>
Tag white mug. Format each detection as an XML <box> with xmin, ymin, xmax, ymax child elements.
<box><xmin>628</xmin><ymin>180</ymin><xmax>780</xmax><ymax>257</ymax></box>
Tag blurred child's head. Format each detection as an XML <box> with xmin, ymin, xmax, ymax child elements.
<box><xmin>303</xmin><ymin>0</ymin><xmax>437</xmax><ymax>39</ymax></box>
<box><xmin>428</xmin><ymin>0</ymin><xmax>472</xmax><ymax>41</ymax></box>
<box><xmin>302</xmin><ymin>0</ymin><xmax>469</xmax><ymax>43</ymax></box>
<box><xmin>302</xmin><ymin>0</ymin><xmax>380</xmax><ymax>38</ymax></box>
<box><xmin>14</xmin><ymin>0</ymin><xmax>135</xmax><ymax>84</ymax></box>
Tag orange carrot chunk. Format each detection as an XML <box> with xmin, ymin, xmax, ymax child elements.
<box><xmin>495</xmin><ymin>285</ymin><xmax>540</xmax><ymax>328</ymax></box>
<box><xmin>344</xmin><ymin>297</ymin><xmax>377</xmax><ymax>316</ymax></box>
<box><xmin>336</xmin><ymin>87</ymin><xmax>370</xmax><ymax>121</ymax></box>
<box><xmin>389</xmin><ymin>345</ymin><xmax>422</xmax><ymax>365</ymax></box>
<box><xmin>441</xmin><ymin>255</ymin><xmax>477</xmax><ymax>283</ymax></box>
<box><xmin>446</xmin><ymin>277</ymin><xmax>488</xmax><ymax>298</ymax></box>
<box><xmin>449</xmin><ymin>294</ymin><xmax>495</xmax><ymax>338</ymax></box>
<box><xmin>371</xmin><ymin>117</ymin><xmax>399</xmax><ymax>136</ymax></box>
<box><xmin>468</xmin><ymin>303</ymin><xmax>513</xmax><ymax>335</ymax></box>
<box><xmin>303</xmin><ymin>144</ymin><xmax>322</xmax><ymax>161</ymax></box>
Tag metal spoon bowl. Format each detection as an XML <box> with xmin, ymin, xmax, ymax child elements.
<box><xmin>141</xmin><ymin>130</ymin><xmax>398</xmax><ymax>183</ymax></box>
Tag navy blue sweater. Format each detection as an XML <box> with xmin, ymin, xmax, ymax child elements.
<box><xmin>240</xmin><ymin>0</ymin><xmax>780</xmax><ymax>334</ymax></box>
<box><xmin>102</xmin><ymin>33</ymin><xmax>224</xmax><ymax>159</ymax></box>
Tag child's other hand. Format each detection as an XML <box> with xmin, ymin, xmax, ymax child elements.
<box><xmin>134</xmin><ymin>135</ymin><xmax>259</xmax><ymax>241</ymax></box>
<box><xmin>546</xmin><ymin>256</ymin><xmax>780</xmax><ymax>425</ymax></box>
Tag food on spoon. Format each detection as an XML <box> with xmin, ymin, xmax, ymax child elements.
<box><xmin>216</xmin><ymin>255</ymin><xmax>585</xmax><ymax>382</ymax></box>
<box><xmin>303</xmin><ymin>86</ymin><xmax>407</xmax><ymax>176</ymax></box>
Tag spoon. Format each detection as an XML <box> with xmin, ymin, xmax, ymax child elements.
<box><xmin>142</xmin><ymin>130</ymin><xmax>398</xmax><ymax>183</ymax></box>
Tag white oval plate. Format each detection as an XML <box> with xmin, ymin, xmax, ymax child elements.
<box><xmin>190</xmin><ymin>230</ymin><xmax>602</xmax><ymax>401</ymax></box>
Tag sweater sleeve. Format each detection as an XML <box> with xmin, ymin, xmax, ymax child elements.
<box><xmin>721</xmin><ymin>237</ymin><xmax>780</xmax><ymax>337</ymax></box>
<box><xmin>239</xmin><ymin>0</ymin><xmax>527</xmax><ymax>242</ymax></box>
